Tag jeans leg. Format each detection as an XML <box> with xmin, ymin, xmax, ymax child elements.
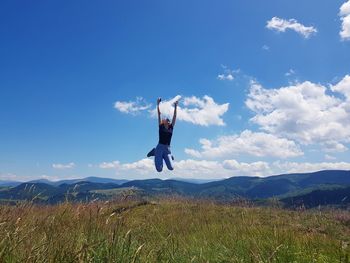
<box><xmin>147</xmin><ymin>148</ymin><xmax>155</xmax><ymax>157</ymax></box>
<box><xmin>154</xmin><ymin>144</ymin><xmax>163</xmax><ymax>172</ymax></box>
<box><xmin>163</xmin><ymin>147</ymin><xmax>174</xmax><ymax>171</ymax></box>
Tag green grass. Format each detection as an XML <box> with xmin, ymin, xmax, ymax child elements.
<box><xmin>91</xmin><ymin>187</ymin><xmax>140</xmax><ymax>196</ymax></box>
<box><xmin>0</xmin><ymin>198</ymin><xmax>349</xmax><ymax>262</ymax></box>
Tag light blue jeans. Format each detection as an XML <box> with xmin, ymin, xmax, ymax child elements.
<box><xmin>155</xmin><ymin>143</ymin><xmax>174</xmax><ymax>172</ymax></box>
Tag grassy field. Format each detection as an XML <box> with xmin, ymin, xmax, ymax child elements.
<box><xmin>0</xmin><ymin>198</ymin><xmax>349</xmax><ymax>262</ymax></box>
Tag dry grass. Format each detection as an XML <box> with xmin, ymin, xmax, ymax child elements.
<box><xmin>0</xmin><ymin>198</ymin><xmax>349</xmax><ymax>262</ymax></box>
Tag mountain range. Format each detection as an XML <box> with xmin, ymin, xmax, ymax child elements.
<box><xmin>0</xmin><ymin>177</ymin><xmax>129</xmax><ymax>187</ymax></box>
<box><xmin>0</xmin><ymin>170</ymin><xmax>349</xmax><ymax>208</ymax></box>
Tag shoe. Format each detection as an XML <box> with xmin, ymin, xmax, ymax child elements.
<box><xmin>147</xmin><ymin>148</ymin><xmax>155</xmax><ymax>157</ymax></box>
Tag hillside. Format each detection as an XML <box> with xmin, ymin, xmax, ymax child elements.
<box><xmin>121</xmin><ymin>170</ymin><xmax>350</xmax><ymax>202</ymax></box>
<box><xmin>281</xmin><ymin>186</ymin><xmax>350</xmax><ymax>208</ymax></box>
<box><xmin>0</xmin><ymin>170</ymin><xmax>349</xmax><ymax>207</ymax></box>
<box><xmin>0</xmin><ymin>199</ymin><xmax>349</xmax><ymax>262</ymax></box>
<box><xmin>196</xmin><ymin>170</ymin><xmax>350</xmax><ymax>199</ymax></box>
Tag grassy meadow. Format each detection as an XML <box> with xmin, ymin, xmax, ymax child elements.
<box><xmin>0</xmin><ymin>198</ymin><xmax>349</xmax><ymax>262</ymax></box>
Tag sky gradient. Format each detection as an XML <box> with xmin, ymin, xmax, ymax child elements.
<box><xmin>1</xmin><ymin>0</ymin><xmax>350</xmax><ymax>181</ymax></box>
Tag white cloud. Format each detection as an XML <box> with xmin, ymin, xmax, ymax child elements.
<box><xmin>114</xmin><ymin>97</ymin><xmax>151</xmax><ymax>115</ymax></box>
<box><xmin>339</xmin><ymin>0</ymin><xmax>350</xmax><ymax>40</ymax></box>
<box><xmin>340</xmin><ymin>15</ymin><xmax>350</xmax><ymax>40</ymax></box>
<box><xmin>116</xmin><ymin>95</ymin><xmax>229</xmax><ymax>126</ymax></box>
<box><xmin>285</xmin><ymin>69</ymin><xmax>296</xmax><ymax>77</ymax></box>
<box><xmin>245</xmin><ymin>77</ymin><xmax>350</xmax><ymax>149</ymax></box>
<box><xmin>324</xmin><ymin>154</ymin><xmax>336</xmax><ymax>160</ymax></box>
<box><xmin>52</xmin><ymin>162</ymin><xmax>75</xmax><ymax>169</ymax></box>
<box><xmin>340</xmin><ymin>0</ymin><xmax>350</xmax><ymax>15</ymax></box>
<box><xmin>97</xmin><ymin>158</ymin><xmax>350</xmax><ymax>179</ymax></box>
<box><xmin>176</xmin><ymin>159</ymin><xmax>272</xmax><ymax>177</ymax></box>
<box><xmin>222</xmin><ymin>160</ymin><xmax>271</xmax><ymax>176</ymax></box>
<box><xmin>266</xmin><ymin>17</ymin><xmax>317</xmax><ymax>38</ymax></box>
<box><xmin>5</xmin><ymin>159</ymin><xmax>350</xmax><ymax>182</ymax></box>
<box><xmin>151</xmin><ymin>95</ymin><xmax>229</xmax><ymax>126</ymax></box>
<box><xmin>0</xmin><ymin>173</ymin><xmax>21</xmax><ymax>181</ymax></box>
<box><xmin>217</xmin><ymin>66</ymin><xmax>239</xmax><ymax>81</ymax></box>
<box><xmin>98</xmin><ymin>158</ymin><xmax>271</xmax><ymax>178</ymax></box>
<box><xmin>331</xmin><ymin>74</ymin><xmax>350</xmax><ymax>99</ymax></box>
<box><xmin>217</xmin><ymin>74</ymin><xmax>234</xmax><ymax>81</ymax></box>
<box><xmin>99</xmin><ymin>161</ymin><xmax>120</xmax><ymax>169</ymax></box>
<box><xmin>262</xmin><ymin>45</ymin><xmax>270</xmax><ymax>51</ymax></box>
<box><xmin>322</xmin><ymin>141</ymin><xmax>348</xmax><ymax>153</ymax></box>
<box><xmin>122</xmin><ymin>158</ymin><xmax>154</xmax><ymax>172</ymax></box>
<box><xmin>99</xmin><ymin>159</ymin><xmax>153</xmax><ymax>175</ymax></box>
<box><xmin>273</xmin><ymin>161</ymin><xmax>350</xmax><ymax>174</ymax></box>
<box><xmin>0</xmin><ymin>173</ymin><xmax>69</xmax><ymax>182</ymax></box>
<box><xmin>185</xmin><ymin>130</ymin><xmax>303</xmax><ymax>159</ymax></box>
<box><xmin>99</xmin><ymin>159</ymin><xmax>159</xmax><ymax>174</ymax></box>
<box><xmin>184</xmin><ymin>148</ymin><xmax>202</xmax><ymax>158</ymax></box>
<box><xmin>174</xmin><ymin>159</ymin><xmax>229</xmax><ymax>177</ymax></box>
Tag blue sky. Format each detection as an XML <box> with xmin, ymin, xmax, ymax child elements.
<box><xmin>1</xmin><ymin>0</ymin><xmax>350</xmax><ymax>181</ymax></box>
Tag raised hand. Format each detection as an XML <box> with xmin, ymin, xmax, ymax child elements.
<box><xmin>172</xmin><ymin>100</ymin><xmax>178</xmax><ymax>127</ymax></box>
<box><xmin>157</xmin><ymin>98</ymin><xmax>162</xmax><ymax>125</ymax></box>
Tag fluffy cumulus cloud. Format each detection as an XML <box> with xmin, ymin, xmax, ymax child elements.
<box><xmin>52</xmin><ymin>162</ymin><xmax>75</xmax><ymax>169</ymax></box>
<box><xmin>185</xmin><ymin>130</ymin><xmax>303</xmax><ymax>159</ymax></box>
<box><xmin>114</xmin><ymin>97</ymin><xmax>151</xmax><ymax>115</ymax></box>
<box><xmin>339</xmin><ymin>0</ymin><xmax>350</xmax><ymax>40</ymax></box>
<box><xmin>245</xmin><ymin>77</ymin><xmax>350</xmax><ymax>150</ymax></box>
<box><xmin>115</xmin><ymin>95</ymin><xmax>229</xmax><ymax>126</ymax></box>
<box><xmin>222</xmin><ymin>160</ymin><xmax>271</xmax><ymax>175</ymax></box>
<box><xmin>99</xmin><ymin>159</ymin><xmax>153</xmax><ymax>174</ymax></box>
<box><xmin>331</xmin><ymin>75</ymin><xmax>350</xmax><ymax>99</ymax></box>
<box><xmin>98</xmin><ymin>158</ymin><xmax>271</xmax><ymax>178</ymax></box>
<box><xmin>273</xmin><ymin>161</ymin><xmax>350</xmax><ymax>174</ymax></box>
<box><xmin>153</xmin><ymin>95</ymin><xmax>229</xmax><ymax>126</ymax></box>
<box><xmin>97</xmin><ymin>158</ymin><xmax>350</xmax><ymax>179</ymax></box>
<box><xmin>266</xmin><ymin>17</ymin><xmax>317</xmax><ymax>38</ymax></box>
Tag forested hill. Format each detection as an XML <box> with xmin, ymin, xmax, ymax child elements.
<box><xmin>0</xmin><ymin>170</ymin><xmax>349</xmax><ymax>207</ymax></box>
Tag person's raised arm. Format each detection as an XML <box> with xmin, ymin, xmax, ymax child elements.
<box><xmin>157</xmin><ymin>97</ymin><xmax>161</xmax><ymax>126</ymax></box>
<box><xmin>171</xmin><ymin>100</ymin><xmax>178</xmax><ymax>127</ymax></box>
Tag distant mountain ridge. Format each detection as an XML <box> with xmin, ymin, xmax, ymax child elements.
<box><xmin>0</xmin><ymin>177</ymin><xmax>218</xmax><ymax>187</ymax></box>
<box><xmin>0</xmin><ymin>177</ymin><xmax>129</xmax><ymax>187</ymax></box>
<box><xmin>0</xmin><ymin>180</ymin><xmax>22</xmax><ymax>187</ymax></box>
<box><xmin>0</xmin><ymin>170</ymin><xmax>349</xmax><ymax>208</ymax></box>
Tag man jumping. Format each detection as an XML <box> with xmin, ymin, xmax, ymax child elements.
<box><xmin>147</xmin><ymin>97</ymin><xmax>178</xmax><ymax>172</ymax></box>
